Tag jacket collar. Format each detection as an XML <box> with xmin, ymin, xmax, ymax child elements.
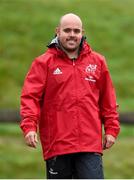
<box><xmin>47</xmin><ymin>36</ymin><xmax>91</xmax><ymax>57</ymax></box>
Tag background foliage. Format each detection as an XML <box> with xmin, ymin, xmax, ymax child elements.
<box><xmin>0</xmin><ymin>0</ymin><xmax>134</xmax><ymax>111</ymax></box>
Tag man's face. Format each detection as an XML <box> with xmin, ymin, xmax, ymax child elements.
<box><xmin>56</xmin><ymin>19</ymin><xmax>84</xmax><ymax>52</ymax></box>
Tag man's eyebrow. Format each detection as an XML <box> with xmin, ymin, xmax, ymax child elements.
<box><xmin>63</xmin><ymin>28</ymin><xmax>81</xmax><ymax>31</ymax></box>
<box><xmin>63</xmin><ymin>27</ymin><xmax>81</xmax><ymax>29</ymax></box>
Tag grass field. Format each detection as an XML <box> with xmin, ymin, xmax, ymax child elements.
<box><xmin>0</xmin><ymin>123</ymin><xmax>134</xmax><ymax>179</ymax></box>
<box><xmin>0</xmin><ymin>0</ymin><xmax>134</xmax><ymax>112</ymax></box>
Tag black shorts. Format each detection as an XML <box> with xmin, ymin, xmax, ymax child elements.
<box><xmin>46</xmin><ymin>152</ymin><xmax>104</xmax><ymax>179</ymax></box>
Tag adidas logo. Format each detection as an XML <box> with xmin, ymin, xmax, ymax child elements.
<box><xmin>53</xmin><ymin>68</ymin><xmax>62</xmax><ymax>75</ymax></box>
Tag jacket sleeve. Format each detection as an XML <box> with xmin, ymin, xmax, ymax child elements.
<box><xmin>99</xmin><ymin>58</ymin><xmax>120</xmax><ymax>138</ymax></box>
<box><xmin>20</xmin><ymin>58</ymin><xmax>47</xmax><ymax>136</ymax></box>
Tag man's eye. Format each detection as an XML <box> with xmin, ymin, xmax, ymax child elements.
<box><xmin>64</xmin><ymin>29</ymin><xmax>71</xmax><ymax>33</ymax></box>
<box><xmin>74</xmin><ymin>29</ymin><xmax>81</xmax><ymax>33</ymax></box>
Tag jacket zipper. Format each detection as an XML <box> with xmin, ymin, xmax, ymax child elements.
<box><xmin>72</xmin><ymin>58</ymin><xmax>81</xmax><ymax>150</ymax></box>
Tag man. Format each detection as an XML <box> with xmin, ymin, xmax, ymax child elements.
<box><xmin>20</xmin><ymin>13</ymin><xmax>120</xmax><ymax>179</ymax></box>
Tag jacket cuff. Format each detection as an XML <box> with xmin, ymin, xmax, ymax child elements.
<box><xmin>20</xmin><ymin>123</ymin><xmax>37</xmax><ymax>136</ymax></box>
<box><xmin>23</xmin><ymin>128</ymin><xmax>37</xmax><ymax>137</ymax></box>
<box><xmin>105</xmin><ymin>128</ymin><xmax>120</xmax><ymax>139</ymax></box>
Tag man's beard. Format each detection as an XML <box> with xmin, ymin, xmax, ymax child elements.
<box><xmin>60</xmin><ymin>41</ymin><xmax>79</xmax><ymax>53</ymax></box>
<box><xmin>62</xmin><ymin>45</ymin><xmax>79</xmax><ymax>52</ymax></box>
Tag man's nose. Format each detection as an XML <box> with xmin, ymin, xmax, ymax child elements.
<box><xmin>70</xmin><ymin>30</ymin><xmax>75</xmax><ymax>36</ymax></box>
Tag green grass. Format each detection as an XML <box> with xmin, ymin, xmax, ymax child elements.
<box><xmin>0</xmin><ymin>0</ymin><xmax>134</xmax><ymax>112</ymax></box>
<box><xmin>0</xmin><ymin>123</ymin><xmax>134</xmax><ymax>178</ymax></box>
<box><xmin>103</xmin><ymin>137</ymin><xmax>134</xmax><ymax>179</ymax></box>
<box><xmin>0</xmin><ymin>123</ymin><xmax>45</xmax><ymax>179</ymax></box>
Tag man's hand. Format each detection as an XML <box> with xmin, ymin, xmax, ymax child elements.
<box><xmin>25</xmin><ymin>131</ymin><xmax>38</xmax><ymax>148</ymax></box>
<box><xmin>103</xmin><ymin>134</ymin><xmax>115</xmax><ymax>150</ymax></box>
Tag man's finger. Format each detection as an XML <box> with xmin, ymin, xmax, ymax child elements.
<box><xmin>105</xmin><ymin>140</ymin><xmax>114</xmax><ymax>149</ymax></box>
<box><xmin>103</xmin><ymin>134</ymin><xmax>115</xmax><ymax>150</ymax></box>
<box><xmin>103</xmin><ymin>137</ymin><xmax>107</xmax><ymax>150</ymax></box>
<box><xmin>25</xmin><ymin>131</ymin><xmax>38</xmax><ymax>148</ymax></box>
<box><xmin>34</xmin><ymin>133</ymin><xmax>38</xmax><ymax>143</ymax></box>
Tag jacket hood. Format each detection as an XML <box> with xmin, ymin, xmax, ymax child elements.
<box><xmin>47</xmin><ymin>36</ymin><xmax>59</xmax><ymax>48</ymax></box>
<box><xmin>47</xmin><ymin>36</ymin><xmax>92</xmax><ymax>56</ymax></box>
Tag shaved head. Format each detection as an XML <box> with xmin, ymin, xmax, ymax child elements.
<box><xmin>59</xmin><ymin>13</ymin><xmax>83</xmax><ymax>28</ymax></box>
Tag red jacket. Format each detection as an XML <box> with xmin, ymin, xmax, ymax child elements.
<box><xmin>20</xmin><ymin>40</ymin><xmax>120</xmax><ymax>160</ymax></box>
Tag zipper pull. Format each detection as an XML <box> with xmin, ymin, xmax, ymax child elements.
<box><xmin>72</xmin><ymin>58</ymin><xmax>76</xmax><ymax>66</ymax></box>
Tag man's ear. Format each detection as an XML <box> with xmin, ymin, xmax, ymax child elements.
<box><xmin>82</xmin><ymin>29</ymin><xmax>85</xmax><ymax>36</ymax></box>
<box><xmin>55</xmin><ymin>27</ymin><xmax>60</xmax><ymax>37</ymax></box>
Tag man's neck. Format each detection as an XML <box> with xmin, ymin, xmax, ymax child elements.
<box><xmin>60</xmin><ymin>46</ymin><xmax>79</xmax><ymax>59</ymax></box>
<box><xmin>64</xmin><ymin>50</ymin><xmax>78</xmax><ymax>59</ymax></box>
